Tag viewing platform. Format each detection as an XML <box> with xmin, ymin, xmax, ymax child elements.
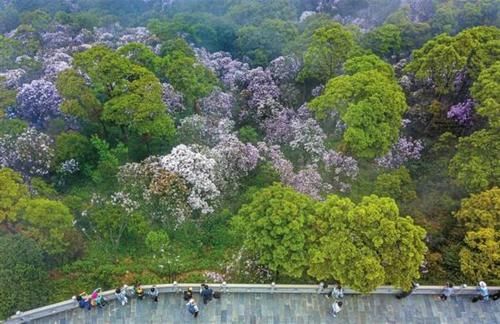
<box><xmin>6</xmin><ymin>284</ymin><xmax>500</xmax><ymax>324</ymax></box>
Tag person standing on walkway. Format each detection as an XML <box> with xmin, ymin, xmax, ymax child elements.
<box><xmin>149</xmin><ymin>285</ymin><xmax>159</xmax><ymax>302</ymax></box>
<box><xmin>476</xmin><ymin>281</ymin><xmax>489</xmax><ymax>301</ymax></box>
<box><xmin>184</xmin><ymin>287</ymin><xmax>193</xmax><ymax>301</ymax></box>
<box><xmin>437</xmin><ymin>283</ymin><xmax>454</xmax><ymax>301</ymax></box>
<box><xmin>186</xmin><ymin>298</ymin><xmax>199</xmax><ymax>318</ymax></box>
<box><xmin>135</xmin><ymin>283</ymin><xmax>145</xmax><ymax>300</ymax></box>
<box><xmin>396</xmin><ymin>282</ymin><xmax>419</xmax><ymax>299</ymax></box>
<box><xmin>330</xmin><ymin>301</ymin><xmax>343</xmax><ymax>318</ymax></box>
<box><xmin>332</xmin><ymin>284</ymin><xmax>344</xmax><ymax>299</ymax></box>
<box><xmin>201</xmin><ymin>284</ymin><xmax>214</xmax><ymax>305</ymax></box>
<box><xmin>115</xmin><ymin>287</ymin><xmax>128</xmax><ymax>306</ymax></box>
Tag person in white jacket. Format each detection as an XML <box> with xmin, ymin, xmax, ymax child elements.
<box><xmin>115</xmin><ymin>287</ymin><xmax>128</xmax><ymax>306</ymax></box>
<box><xmin>331</xmin><ymin>301</ymin><xmax>343</xmax><ymax>317</ymax></box>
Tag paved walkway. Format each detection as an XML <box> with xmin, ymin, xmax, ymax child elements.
<box><xmin>31</xmin><ymin>292</ymin><xmax>499</xmax><ymax>324</ymax></box>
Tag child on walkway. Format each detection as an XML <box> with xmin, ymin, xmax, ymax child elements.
<box><xmin>186</xmin><ymin>298</ymin><xmax>199</xmax><ymax>318</ymax></box>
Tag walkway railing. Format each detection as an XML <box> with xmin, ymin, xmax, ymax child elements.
<box><xmin>6</xmin><ymin>283</ymin><xmax>499</xmax><ymax>323</ymax></box>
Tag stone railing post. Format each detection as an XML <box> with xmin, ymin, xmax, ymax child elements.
<box><xmin>221</xmin><ymin>281</ymin><xmax>227</xmax><ymax>293</ymax></box>
<box><xmin>318</xmin><ymin>282</ymin><xmax>324</xmax><ymax>294</ymax></box>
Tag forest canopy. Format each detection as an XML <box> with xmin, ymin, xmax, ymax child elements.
<box><xmin>0</xmin><ymin>0</ymin><xmax>499</xmax><ymax>319</ymax></box>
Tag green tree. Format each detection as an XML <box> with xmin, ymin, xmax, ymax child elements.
<box><xmin>16</xmin><ymin>198</ymin><xmax>74</xmax><ymax>256</ymax></box>
<box><xmin>116</xmin><ymin>42</ymin><xmax>161</xmax><ymax>75</ymax></box>
<box><xmin>455</xmin><ymin>187</ymin><xmax>500</xmax><ymax>231</ymax></box>
<box><xmin>0</xmin><ymin>35</ymin><xmax>22</xmax><ymax>70</ymax></box>
<box><xmin>90</xmin><ymin>136</ymin><xmax>128</xmax><ymax>188</ymax></box>
<box><xmin>160</xmin><ymin>39</ymin><xmax>218</xmax><ymax>109</ymax></box>
<box><xmin>344</xmin><ymin>54</ymin><xmax>394</xmax><ymax>78</ymax></box>
<box><xmin>0</xmin><ymin>77</ymin><xmax>16</xmax><ymax>118</ymax></box>
<box><xmin>90</xmin><ymin>203</ymin><xmax>150</xmax><ymax>249</ymax></box>
<box><xmin>56</xmin><ymin>69</ymin><xmax>103</xmax><ymax>124</ymax></box>
<box><xmin>362</xmin><ymin>24</ymin><xmax>402</xmax><ymax>59</ymax></box>
<box><xmin>0</xmin><ymin>168</ymin><xmax>28</xmax><ymax>226</ymax></box>
<box><xmin>0</xmin><ymin>235</ymin><xmax>48</xmax><ymax>319</ymax></box>
<box><xmin>20</xmin><ymin>9</ymin><xmax>51</xmax><ymax>31</ymax></box>
<box><xmin>54</xmin><ymin>131</ymin><xmax>94</xmax><ymax>169</ymax></box>
<box><xmin>70</xmin><ymin>46</ymin><xmax>175</xmax><ymax>142</ymax></box>
<box><xmin>308</xmin><ymin>195</ymin><xmax>427</xmax><ymax>292</ymax></box>
<box><xmin>374</xmin><ymin>167</ymin><xmax>417</xmax><ymax>203</ymax></box>
<box><xmin>449</xmin><ymin>130</ymin><xmax>500</xmax><ymax>192</ymax></box>
<box><xmin>405</xmin><ymin>26</ymin><xmax>500</xmax><ymax>95</ymax></box>
<box><xmin>455</xmin><ymin>187</ymin><xmax>500</xmax><ymax>282</ymax></box>
<box><xmin>471</xmin><ymin>61</ymin><xmax>500</xmax><ymax>128</ymax></box>
<box><xmin>233</xmin><ymin>183</ymin><xmax>314</xmax><ymax>278</ymax></box>
<box><xmin>236</xmin><ymin>19</ymin><xmax>298</xmax><ymax>66</ymax></box>
<box><xmin>309</xmin><ymin>70</ymin><xmax>407</xmax><ymax>159</ymax></box>
<box><xmin>299</xmin><ymin>24</ymin><xmax>358</xmax><ymax>83</ymax></box>
<box><xmin>145</xmin><ymin>230</ymin><xmax>170</xmax><ymax>253</ymax></box>
<box><xmin>460</xmin><ymin>228</ymin><xmax>499</xmax><ymax>284</ymax></box>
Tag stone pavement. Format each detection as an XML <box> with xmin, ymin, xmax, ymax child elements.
<box><xmin>30</xmin><ymin>292</ymin><xmax>499</xmax><ymax>324</ymax></box>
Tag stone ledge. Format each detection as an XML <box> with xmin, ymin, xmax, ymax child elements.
<box><xmin>6</xmin><ymin>284</ymin><xmax>499</xmax><ymax>323</ymax></box>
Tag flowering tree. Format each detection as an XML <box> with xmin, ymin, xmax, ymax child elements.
<box><xmin>0</xmin><ymin>128</ymin><xmax>54</xmax><ymax>178</ymax></box>
<box><xmin>118</xmin><ymin>157</ymin><xmax>191</xmax><ymax>224</ymax></box>
<box><xmin>447</xmin><ymin>99</ymin><xmax>474</xmax><ymax>126</ymax></box>
<box><xmin>160</xmin><ymin>144</ymin><xmax>220</xmax><ymax>214</ymax></box>
<box><xmin>322</xmin><ymin>150</ymin><xmax>359</xmax><ymax>192</ymax></box>
<box><xmin>210</xmin><ymin>134</ymin><xmax>260</xmax><ymax>191</ymax></box>
<box><xmin>177</xmin><ymin>115</ymin><xmax>234</xmax><ymax>147</ymax></box>
<box><xmin>375</xmin><ymin>137</ymin><xmax>424</xmax><ymax>169</ymax></box>
<box><xmin>200</xmin><ymin>88</ymin><xmax>235</xmax><ymax>119</ymax></box>
<box><xmin>15</xmin><ymin>79</ymin><xmax>62</xmax><ymax>128</ymax></box>
<box><xmin>194</xmin><ymin>49</ymin><xmax>250</xmax><ymax>90</ymax></box>
<box><xmin>162</xmin><ymin>82</ymin><xmax>185</xmax><ymax>114</ymax></box>
<box><xmin>267</xmin><ymin>55</ymin><xmax>301</xmax><ymax>85</ymax></box>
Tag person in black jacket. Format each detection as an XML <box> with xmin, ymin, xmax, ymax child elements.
<box><xmin>183</xmin><ymin>287</ymin><xmax>193</xmax><ymax>301</ymax></box>
<box><xmin>396</xmin><ymin>282</ymin><xmax>419</xmax><ymax>299</ymax></box>
<box><xmin>201</xmin><ymin>284</ymin><xmax>213</xmax><ymax>305</ymax></box>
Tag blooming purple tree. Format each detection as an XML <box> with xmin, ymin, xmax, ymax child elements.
<box><xmin>244</xmin><ymin>67</ymin><xmax>282</xmax><ymax>121</ymax></box>
<box><xmin>160</xmin><ymin>144</ymin><xmax>220</xmax><ymax>214</ymax></box>
<box><xmin>375</xmin><ymin>137</ymin><xmax>424</xmax><ymax>169</ymax></box>
<box><xmin>177</xmin><ymin>115</ymin><xmax>234</xmax><ymax>147</ymax></box>
<box><xmin>200</xmin><ymin>88</ymin><xmax>235</xmax><ymax>119</ymax></box>
<box><xmin>15</xmin><ymin>79</ymin><xmax>62</xmax><ymax>128</ymax></box>
<box><xmin>194</xmin><ymin>49</ymin><xmax>250</xmax><ymax>90</ymax></box>
<box><xmin>447</xmin><ymin>99</ymin><xmax>474</xmax><ymax>126</ymax></box>
<box><xmin>162</xmin><ymin>83</ymin><xmax>185</xmax><ymax>114</ymax></box>
<box><xmin>0</xmin><ymin>128</ymin><xmax>54</xmax><ymax>178</ymax></box>
<box><xmin>267</xmin><ymin>55</ymin><xmax>301</xmax><ymax>85</ymax></box>
<box><xmin>322</xmin><ymin>150</ymin><xmax>359</xmax><ymax>192</ymax></box>
<box><xmin>257</xmin><ymin>143</ymin><xmax>329</xmax><ymax>199</ymax></box>
<box><xmin>211</xmin><ymin>134</ymin><xmax>260</xmax><ymax>190</ymax></box>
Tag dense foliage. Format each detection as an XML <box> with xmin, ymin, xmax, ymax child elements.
<box><xmin>0</xmin><ymin>0</ymin><xmax>498</xmax><ymax>318</ymax></box>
